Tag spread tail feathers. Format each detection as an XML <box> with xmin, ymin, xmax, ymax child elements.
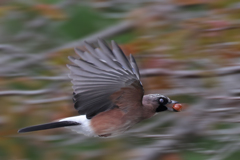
<box><xmin>18</xmin><ymin>121</ymin><xmax>80</xmax><ymax>133</ymax></box>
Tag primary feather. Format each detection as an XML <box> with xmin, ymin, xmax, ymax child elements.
<box><xmin>69</xmin><ymin>39</ymin><xmax>143</xmax><ymax>119</ymax></box>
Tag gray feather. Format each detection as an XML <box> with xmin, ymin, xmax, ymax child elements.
<box><xmin>97</xmin><ymin>39</ymin><xmax>115</xmax><ymax>59</ymax></box>
<box><xmin>111</xmin><ymin>40</ymin><xmax>133</xmax><ymax>73</ymax></box>
<box><xmin>74</xmin><ymin>48</ymin><xmax>87</xmax><ymax>59</ymax></box>
<box><xmin>68</xmin><ymin>39</ymin><xmax>143</xmax><ymax>119</ymax></box>
<box><xmin>130</xmin><ymin>54</ymin><xmax>140</xmax><ymax>79</ymax></box>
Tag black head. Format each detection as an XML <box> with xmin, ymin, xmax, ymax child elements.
<box><xmin>156</xmin><ymin>96</ymin><xmax>179</xmax><ymax>112</ymax></box>
<box><xmin>156</xmin><ymin>96</ymin><xmax>169</xmax><ymax>112</ymax></box>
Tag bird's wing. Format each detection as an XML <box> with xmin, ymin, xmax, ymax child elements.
<box><xmin>67</xmin><ymin>39</ymin><xmax>144</xmax><ymax>119</ymax></box>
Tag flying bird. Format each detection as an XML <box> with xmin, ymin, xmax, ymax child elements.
<box><xmin>18</xmin><ymin>39</ymin><xmax>182</xmax><ymax>138</ymax></box>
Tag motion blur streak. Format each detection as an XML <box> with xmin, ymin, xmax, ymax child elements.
<box><xmin>0</xmin><ymin>0</ymin><xmax>240</xmax><ymax>160</ymax></box>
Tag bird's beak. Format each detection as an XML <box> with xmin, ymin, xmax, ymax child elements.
<box><xmin>166</xmin><ymin>100</ymin><xmax>182</xmax><ymax>112</ymax></box>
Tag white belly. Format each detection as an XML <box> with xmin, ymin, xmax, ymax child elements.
<box><xmin>59</xmin><ymin>115</ymin><xmax>97</xmax><ymax>137</ymax></box>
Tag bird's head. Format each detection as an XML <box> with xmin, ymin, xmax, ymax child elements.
<box><xmin>143</xmin><ymin>94</ymin><xmax>182</xmax><ymax>113</ymax></box>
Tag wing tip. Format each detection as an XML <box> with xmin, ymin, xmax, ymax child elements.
<box><xmin>68</xmin><ymin>56</ymin><xmax>75</xmax><ymax>62</ymax></box>
<box><xmin>130</xmin><ymin>54</ymin><xmax>136</xmax><ymax>62</ymax></box>
<box><xmin>84</xmin><ymin>40</ymin><xmax>93</xmax><ymax>47</ymax></box>
<box><xmin>66</xmin><ymin>64</ymin><xmax>71</xmax><ymax>69</ymax></box>
<box><xmin>97</xmin><ymin>38</ymin><xmax>104</xmax><ymax>43</ymax></box>
<box><xmin>111</xmin><ymin>40</ymin><xmax>118</xmax><ymax>48</ymax></box>
<box><xmin>74</xmin><ymin>47</ymin><xmax>83</xmax><ymax>53</ymax></box>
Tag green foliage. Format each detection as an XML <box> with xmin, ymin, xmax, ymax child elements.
<box><xmin>112</xmin><ymin>31</ymin><xmax>136</xmax><ymax>44</ymax></box>
<box><xmin>182</xmin><ymin>151</ymin><xmax>207</xmax><ymax>160</ymax></box>
<box><xmin>59</xmin><ymin>6</ymin><xmax>117</xmax><ymax>40</ymax></box>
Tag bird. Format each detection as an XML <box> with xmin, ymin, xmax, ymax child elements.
<box><xmin>18</xmin><ymin>39</ymin><xmax>182</xmax><ymax>138</ymax></box>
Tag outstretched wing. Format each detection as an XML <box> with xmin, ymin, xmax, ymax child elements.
<box><xmin>67</xmin><ymin>39</ymin><xmax>143</xmax><ymax>119</ymax></box>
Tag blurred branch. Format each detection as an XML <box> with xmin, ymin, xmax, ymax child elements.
<box><xmin>202</xmin><ymin>25</ymin><xmax>240</xmax><ymax>32</ymax></box>
<box><xmin>31</xmin><ymin>76</ymin><xmax>69</xmax><ymax>81</ymax></box>
<box><xmin>129</xmin><ymin>114</ymin><xmax>176</xmax><ymax>134</ymax></box>
<box><xmin>0</xmin><ymin>20</ymin><xmax>134</xmax><ymax>75</ymax></box>
<box><xmin>149</xmin><ymin>88</ymin><xmax>202</xmax><ymax>96</ymax></box>
<box><xmin>207</xmin><ymin>96</ymin><xmax>240</xmax><ymax>100</ymax></box>
<box><xmin>0</xmin><ymin>44</ymin><xmax>23</xmax><ymax>53</ymax></box>
<box><xmin>204</xmin><ymin>128</ymin><xmax>240</xmax><ymax>136</ymax></box>
<box><xmin>1</xmin><ymin>75</ymin><xmax>69</xmax><ymax>80</ymax></box>
<box><xmin>230</xmin><ymin>89</ymin><xmax>240</xmax><ymax>96</ymax></box>
<box><xmin>0</xmin><ymin>54</ymin><xmax>34</xmax><ymax>65</ymax></box>
<box><xmin>138</xmin><ymin>134</ymin><xmax>174</xmax><ymax>139</ymax></box>
<box><xmin>207</xmin><ymin>142</ymin><xmax>240</xmax><ymax>160</ymax></box>
<box><xmin>205</xmin><ymin>107</ymin><xmax>238</xmax><ymax>113</ymax></box>
<box><xmin>132</xmin><ymin>102</ymin><xmax>214</xmax><ymax>160</ymax></box>
<box><xmin>24</xmin><ymin>96</ymin><xmax>71</xmax><ymax>104</ymax></box>
<box><xmin>0</xmin><ymin>89</ymin><xmax>51</xmax><ymax>96</ymax></box>
<box><xmin>140</xmin><ymin>66</ymin><xmax>240</xmax><ymax>78</ymax></box>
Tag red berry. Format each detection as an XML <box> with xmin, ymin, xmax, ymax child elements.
<box><xmin>173</xmin><ymin>104</ymin><xmax>182</xmax><ymax>112</ymax></box>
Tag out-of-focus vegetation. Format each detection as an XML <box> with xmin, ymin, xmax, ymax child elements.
<box><xmin>1</xmin><ymin>0</ymin><xmax>240</xmax><ymax>160</ymax></box>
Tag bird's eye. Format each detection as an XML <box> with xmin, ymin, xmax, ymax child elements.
<box><xmin>159</xmin><ymin>98</ymin><xmax>168</xmax><ymax>104</ymax></box>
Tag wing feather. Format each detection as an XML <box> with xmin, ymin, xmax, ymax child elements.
<box><xmin>68</xmin><ymin>39</ymin><xmax>143</xmax><ymax>119</ymax></box>
<box><xmin>130</xmin><ymin>54</ymin><xmax>140</xmax><ymax>79</ymax></box>
<box><xmin>111</xmin><ymin>40</ymin><xmax>133</xmax><ymax>73</ymax></box>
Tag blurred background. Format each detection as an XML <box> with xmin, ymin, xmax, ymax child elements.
<box><xmin>0</xmin><ymin>0</ymin><xmax>240</xmax><ymax>160</ymax></box>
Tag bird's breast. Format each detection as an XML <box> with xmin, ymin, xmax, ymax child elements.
<box><xmin>90</xmin><ymin>108</ymin><xmax>142</xmax><ymax>137</ymax></box>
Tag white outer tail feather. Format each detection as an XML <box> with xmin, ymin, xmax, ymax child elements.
<box><xmin>59</xmin><ymin>115</ymin><xmax>97</xmax><ymax>137</ymax></box>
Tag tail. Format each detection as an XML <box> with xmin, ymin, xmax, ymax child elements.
<box><xmin>18</xmin><ymin>121</ymin><xmax>80</xmax><ymax>133</ymax></box>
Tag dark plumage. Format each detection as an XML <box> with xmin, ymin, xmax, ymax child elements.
<box><xmin>68</xmin><ymin>39</ymin><xmax>143</xmax><ymax>119</ymax></box>
<box><xmin>18</xmin><ymin>39</ymin><xmax>182</xmax><ymax>137</ymax></box>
